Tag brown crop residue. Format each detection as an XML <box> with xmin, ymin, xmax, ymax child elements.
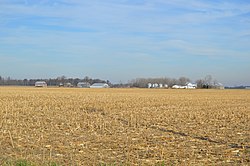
<box><xmin>0</xmin><ymin>87</ymin><xmax>249</xmax><ymax>165</ymax></box>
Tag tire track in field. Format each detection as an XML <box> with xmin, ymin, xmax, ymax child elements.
<box><xmin>149</xmin><ymin>125</ymin><xmax>250</xmax><ymax>150</ymax></box>
<box><xmin>86</xmin><ymin>107</ymin><xmax>250</xmax><ymax>150</ymax></box>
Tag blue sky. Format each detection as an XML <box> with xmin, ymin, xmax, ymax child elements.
<box><xmin>0</xmin><ymin>0</ymin><xmax>250</xmax><ymax>85</ymax></box>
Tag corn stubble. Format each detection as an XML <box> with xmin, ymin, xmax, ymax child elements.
<box><xmin>0</xmin><ymin>87</ymin><xmax>249</xmax><ymax>165</ymax></box>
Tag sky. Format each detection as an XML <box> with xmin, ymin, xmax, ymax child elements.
<box><xmin>0</xmin><ymin>0</ymin><xmax>250</xmax><ymax>86</ymax></box>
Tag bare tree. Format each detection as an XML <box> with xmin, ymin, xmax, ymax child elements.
<box><xmin>204</xmin><ymin>75</ymin><xmax>213</xmax><ymax>86</ymax></box>
<box><xmin>196</xmin><ymin>79</ymin><xmax>205</xmax><ymax>88</ymax></box>
<box><xmin>179</xmin><ymin>77</ymin><xmax>191</xmax><ymax>86</ymax></box>
<box><xmin>83</xmin><ymin>76</ymin><xmax>90</xmax><ymax>82</ymax></box>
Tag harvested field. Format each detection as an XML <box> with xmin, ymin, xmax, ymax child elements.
<box><xmin>0</xmin><ymin>87</ymin><xmax>249</xmax><ymax>165</ymax></box>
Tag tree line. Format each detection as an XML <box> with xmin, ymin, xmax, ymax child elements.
<box><xmin>128</xmin><ymin>75</ymin><xmax>222</xmax><ymax>89</ymax></box>
<box><xmin>0</xmin><ymin>75</ymin><xmax>222</xmax><ymax>88</ymax></box>
<box><xmin>0</xmin><ymin>76</ymin><xmax>108</xmax><ymax>86</ymax></box>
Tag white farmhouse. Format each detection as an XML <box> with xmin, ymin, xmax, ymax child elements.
<box><xmin>148</xmin><ymin>83</ymin><xmax>152</xmax><ymax>88</ymax></box>
<box><xmin>186</xmin><ymin>83</ymin><xmax>197</xmax><ymax>89</ymax></box>
<box><xmin>153</xmin><ymin>83</ymin><xmax>159</xmax><ymax>88</ymax></box>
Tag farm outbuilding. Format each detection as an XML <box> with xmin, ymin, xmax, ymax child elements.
<box><xmin>77</xmin><ymin>82</ymin><xmax>90</xmax><ymax>88</ymax></box>
<box><xmin>172</xmin><ymin>85</ymin><xmax>182</xmax><ymax>89</ymax></box>
<box><xmin>90</xmin><ymin>83</ymin><xmax>109</xmax><ymax>88</ymax></box>
<box><xmin>186</xmin><ymin>83</ymin><xmax>197</xmax><ymax>89</ymax></box>
<box><xmin>35</xmin><ymin>81</ymin><xmax>47</xmax><ymax>87</ymax></box>
<box><xmin>214</xmin><ymin>83</ymin><xmax>224</xmax><ymax>89</ymax></box>
<box><xmin>148</xmin><ymin>83</ymin><xmax>152</xmax><ymax>88</ymax></box>
<box><xmin>148</xmin><ymin>83</ymin><xmax>168</xmax><ymax>89</ymax></box>
<box><xmin>65</xmin><ymin>83</ymin><xmax>73</xmax><ymax>87</ymax></box>
<box><xmin>59</xmin><ymin>83</ymin><xmax>64</xmax><ymax>87</ymax></box>
<box><xmin>172</xmin><ymin>83</ymin><xmax>197</xmax><ymax>89</ymax></box>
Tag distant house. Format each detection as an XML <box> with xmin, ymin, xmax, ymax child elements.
<box><xmin>65</xmin><ymin>83</ymin><xmax>73</xmax><ymax>87</ymax></box>
<box><xmin>172</xmin><ymin>83</ymin><xmax>197</xmax><ymax>89</ymax></box>
<box><xmin>186</xmin><ymin>83</ymin><xmax>197</xmax><ymax>89</ymax></box>
<box><xmin>59</xmin><ymin>83</ymin><xmax>64</xmax><ymax>87</ymax></box>
<box><xmin>214</xmin><ymin>83</ymin><xmax>224</xmax><ymax>89</ymax></box>
<box><xmin>153</xmin><ymin>83</ymin><xmax>159</xmax><ymax>88</ymax></box>
<box><xmin>148</xmin><ymin>83</ymin><xmax>152</xmax><ymax>88</ymax></box>
<box><xmin>148</xmin><ymin>83</ymin><xmax>168</xmax><ymax>89</ymax></box>
<box><xmin>172</xmin><ymin>85</ymin><xmax>182</xmax><ymax>89</ymax></box>
<box><xmin>90</xmin><ymin>83</ymin><xmax>109</xmax><ymax>88</ymax></box>
<box><xmin>77</xmin><ymin>82</ymin><xmax>90</xmax><ymax>88</ymax></box>
<box><xmin>35</xmin><ymin>81</ymin><xmax>47</xmax><ymax>87</ymax></box>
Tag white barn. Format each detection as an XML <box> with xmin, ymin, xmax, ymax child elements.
<box><xmin>35</xmin><ymin>81</ymin><xmax>47</xmax><ymax>87</ymax></box>
<box><xmin>90</xmin><ymin>83</ymin><xmax>109</xmax><ymax>88</ymax></box>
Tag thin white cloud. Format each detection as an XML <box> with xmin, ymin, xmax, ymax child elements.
<box><xmin>0</xmin><ymin>0</ymin><xmax>250</xmax><ymax>84</ymax></box>
<box><xmin>1</xmin><ymin>0</ymin><xmax>249</xmax><ymax>34</ymax></box>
